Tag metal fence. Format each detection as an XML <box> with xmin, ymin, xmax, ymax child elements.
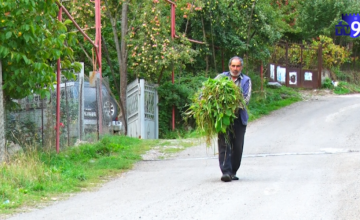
<box><xmin>4</xmin><ymin>65</ymin><xmax>122</xmax><ymax>154</ymax></box>
<box><xmin>126</xmin><ymin>78</ymin><xmax>158</xmax><ymax>139</ymax></box>
<box><xmin>339</xmin><ymin>48</ymin><xmax>360</xmax><ymax>84</ymax></box>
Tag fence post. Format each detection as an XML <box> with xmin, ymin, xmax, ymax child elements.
<box><xmin>300</xmin><ymin>44</ymin><xmax>303</xmax><ymax>88</ymax></box>
<box><xmin>318</xmin><ymin>44</ymin><xmax>323</xmax><ymax>88</ymax></box>
<box><xmin>285</xmin><ymin>42</ymin><xmax>289</xmax><ymax>87</ymax></box>
<box><xmin>139</xmin><ymin>79</ymin><xmax>145</xmax><ymax>139</ymax></box>
<box><xmin>79</xmin><ymin>63</ymin><xmax>84</xmax><ymax>140</ymax></box>
<box><xmin>274</xmin><ymin>44</ymin><xmax>278</xmax><ymax>82</ymax></box>
<box><xmin>260</xmin><ymin>61</ymin><xmax>263</xmax><ymax>92</ymax></box>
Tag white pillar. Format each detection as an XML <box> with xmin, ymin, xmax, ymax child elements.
<box><xmin>139</xmin><ymin>79</ymin><xmax>145</xmax><ymax>139</ymax></box>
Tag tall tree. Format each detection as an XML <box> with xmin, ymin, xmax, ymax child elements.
<box><xmin>182</xmin><ymin>0</ymin><xmax>283</xmax><ymax>72</ymax></box>
<box><xmin>0</xmin><ymin>0</ymin><xmax>80</xmax><ymax>100</ymax></box>
<box><xmin>68</xmin><ymin>0</ymin><xmax>200</xmax><ymax>133</ymax></box>
<box><xmin>120</xmin><ymin>0</ymin><xmax>128</xmax><ymax>133</ymax></box>
<box><xmin>126</xmin><ymin>0</ymin><xmax>198</xmax><ymax>82</ymax></box>
<box><xmin>297</xmin><ymin>0</ymin><xmax>347</xmax><ymax>40</ymax></box>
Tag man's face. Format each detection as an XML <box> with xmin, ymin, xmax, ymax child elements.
<box><xmin>229</xmin><ymin>59</ymin><xmax>243</xmax><ymax>76</ymax></box>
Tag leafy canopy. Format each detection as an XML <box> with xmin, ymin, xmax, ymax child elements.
<box><xmin>0</xmin><ymin>0</ymin><xmax>80</xmax><ymax>100</ymax></box>
<box><xmin>127</xmin><ymin>0</ymin><xmax>198</xmax><ymax>83</ymax></box>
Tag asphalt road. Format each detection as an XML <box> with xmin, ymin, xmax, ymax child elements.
<box><xmin>5</xmin><ymin>93</ymin><xmax>360</xmax><ymax>220</ymax></box>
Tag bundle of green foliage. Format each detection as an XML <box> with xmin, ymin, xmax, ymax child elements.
<box><xmin>185</xmin><ymin>76</ymin><xmax>245</xmax><ymax>146</ymax></box>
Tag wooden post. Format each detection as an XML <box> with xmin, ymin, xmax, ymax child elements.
<box><xmin>260</xmin><ymin>61</ymin><xmax>263</xmax><ymax>92</ymax></box>
<box><xmin>318</xmin><ymin>44</ymin><xmax>323</xmax><ymax>88</ymax></box>
<box><xmin>285</xmin><ymin>42</ymin><xmax>289</xmax><ymax>87</ymax></box>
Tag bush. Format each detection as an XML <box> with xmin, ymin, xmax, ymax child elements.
<box><xmin>322</xmin><ymin>78</ymin><xmax>333</xmax><ymax>89</ymax></box>
<box><xmin>333</xmin><ymin>67</ymin><xmax>352</xmax><ymax>82</ymax></box>
<box><xmin>156</xmin><ymin>76</ymin><xmax>209</xmax><ymax>138</ymax></box>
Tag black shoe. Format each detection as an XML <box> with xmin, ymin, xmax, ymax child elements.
<box><xmin>231</xmin><ymin>175</ymin><xmax>239</xmax><ymax>180</ymax></box>
<box><xmin>221</xmin><ymin>174</ymin><xmax>232</xmax><ymax>182</ymax></box>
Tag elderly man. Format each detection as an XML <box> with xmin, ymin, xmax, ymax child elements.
<box><xmin>216</xmin><ymin>56</ymin><xmax>251</xmax><ymax>182</ymax></box>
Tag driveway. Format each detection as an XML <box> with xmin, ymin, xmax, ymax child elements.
<box><xmin>6</xmin><ymin>93</ymin><xmax>360</xmax><ymax>220</ymax></box>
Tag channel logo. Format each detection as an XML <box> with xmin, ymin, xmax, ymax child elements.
<box><xmin>335</xmin><ymin>14</ymin><xmax>360</xmax><ymax>38</ymax></box>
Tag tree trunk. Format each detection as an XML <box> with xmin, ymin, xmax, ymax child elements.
<box><xmin>210</xmin><ymin>11</ymin><xmax>217</xmax><ymax>72</ymax></box>
<box><xmin>104</xmin><ymin>0</ymin><xmax>128</xmax><ymax>134</ymax></box>
<box><xmin>201</xmin><ymin>16</ymin><xmax>209</xmax><ymax>75</ymax></box>
<box><xmin>120</xmin><ymin>1</ymin><xmax>129</xmax><ymax>135</ymax></box>
<box><xmin>245</xmin><ymin>1</ymin><xmax>256</xmax><ymax>67</ymax></box>
<box><xmin>102</xmin><ymin>35</ymin><xmax>120</xmax><ymax>93</ymax></box>
<box><xmin>0</xmin><ymin>60</ymin><xmax>5</xmax><ymax>162</ymax></box>
<box><xmin>78</xmin><ymin>42</ymin><xmax>93</xmax><ymax>67</ymax></box>
<box><xmin>102</xmin><ymin>35</ymin><xmax>127</xmax><ymax>127</ymax></box>
<box><xmin>184</xmin><ymin>1</ymin><xmax>195</xmax><ymax>35</ymax></box>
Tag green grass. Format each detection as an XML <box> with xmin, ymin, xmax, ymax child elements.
<box><xmin>0</xmin><ymin>135</ymin><xmax>201</xmax><ymax>215</ymax></box>
<box><xmin>333</xmin><ymin>81</ymin><xmax>360</xmax><ymax>94</ymax></box>
<box><xmin>0</xmin><ymin>136</ymin><xmax>160</xmax><ymax>214</ymax></box>
<box><xmin>322</xmin><ymin>75</ymin><xmax>360</xmax><ymax>95</ymax></box>
<box><xmin>248</xmin><ymin>85</ymin><xmax>302</xmax><ymax>121</ymax></box>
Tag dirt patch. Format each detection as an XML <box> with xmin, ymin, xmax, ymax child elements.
<box><xmin>141</xmin><ymin>139</ymin><xmax>199</xmax><ymax>161</ymax></box>
<box><xmin>299</xmin><ymin>89</ymin><xmax>334</xmax><ymax>101</ymax></box>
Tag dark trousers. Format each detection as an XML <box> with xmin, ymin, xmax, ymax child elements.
<box><xmin>218</xmin><ymin>117</ymin><xmax>247</xmax><ymax>175</ymax></box>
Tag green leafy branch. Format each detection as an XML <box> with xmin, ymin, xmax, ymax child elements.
<box><xmin>185</xmin><ymin>76</ymin><xmax>245</xmax><ymax>146</ymax></box>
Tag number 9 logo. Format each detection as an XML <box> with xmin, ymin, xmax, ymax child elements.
<box><xmin>351</xmin><ymin>21</ymin><xmax>360</xmax><ymax>37</ymax></box>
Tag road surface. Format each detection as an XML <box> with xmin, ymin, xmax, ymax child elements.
<box><xmin>5</xmin><ymin>93</ymin><xmax>360</xmax><ymax>220</ymax></box>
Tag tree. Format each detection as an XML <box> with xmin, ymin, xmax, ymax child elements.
<box><xmin>0</xmin><ymin>0</ymin><xmax>80</xmax><ymax>100</ymax></box>
<box><xmin>176</xmin><ymin>0</ymin><xmax>284</xmax><ymax>73</ymax></box>
<box><xmin>127</xmin><ymin>0</ymin><xmax>198</xmax><ymax>82</ymax></box>
<box><xmin>66</xmin><ymin>0</ymin><xmax>201</xmax><ymax>133</ymax></box>
<box><xmin>296</xmin><ymin>0</ymin><xmax>347</xmax><ymax>40</ymax></box>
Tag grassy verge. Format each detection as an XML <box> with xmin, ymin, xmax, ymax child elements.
<box><xmin>322</xmin><ymin>77</ymin><xmax>360</xmax><ymax>95</ymax></box>
<box><xmin>248</xmin><ymin>85</ymin><xmax>302</xmax><ymax>121</ymax></box>
<box><xmin>333</xmin><ymin>81</ymin><xmax>360</xmax><ymax>94</ymax></box>
<box><xmin>0</xmin><ymin>136</ymin><xmax>193</xmax><ymax>214</ymax></box>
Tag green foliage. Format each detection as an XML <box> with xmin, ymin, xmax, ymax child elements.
<box><xmin>313</xmin><ymin>36</ymin><xmax>350</xmax><ymax>69</ymax></box>
<box><xmin>334</xmin><ymin>82</ymin><xmax>360</xmax><ymax>95</ymax></box>
<box><xmin>322</xmin><ymin>78</ymin><xmax>333</xmax><ymax>89</ymax></box>
<box><xmin>297</xmin><ymin>0</ymin><xmax>347</xmax><ymax>40</ymax></box>
<box><xmin>156</xmin><ymin>81</ymin><xmax>193</xmax><ymax>138</ymax></box>
<box><xmin>127</xmin><ymin>0</ymin><xmax>198</xmax><ymax>82</ymax></box>
<box><xmin>4</xmin><ymin>0</ymin><xmax>360</xmax><ymax>144</ymax></box>
<box><xmin>183</xmin><ymin>0</ymin><xmax>283</xmax><ymax>72</ymax></box>
<box><xmin>0</xmin><ymin>0</ymin><xmax>80</xmax><ymax>100</ymax></box>
<box><xmin>156</xmin><ymin>75</ymin><xmax>209</xmax><ymax>138</ymax></box>
<box><xmin>273</xmin><ymin>0</ymin><xmax>301</xmax><ymax>32</ymax></box>
<box><xmin>248</xmin><ymin>85</ymin><xmax>302</xmax><ymax>121</ymax></box>
<box><xmin>332</xmin><ymin>66</ymin><xmax>352</xmax><ymax>82</ymax></box>
<box><xmin>5</xmin><ymin>116</ymin><xmax>41</xmax><ymax>150</ymax></box>
<box><xmin>272</xmin><ymin>36</ymin><xmax>350</xmax><ymax>70</ymax></box>
<box><xmin>185</xmin><ymin>76</ymin><xmax>244</xmax><ymax>146</ymax></box>
<box><xmin>246</xmin><ymin>69</ymin><xmax>301</xmax><ymax>121</ymax></box>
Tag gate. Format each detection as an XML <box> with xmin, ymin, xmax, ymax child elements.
<box><xmin>126</xmin><ymin>79</ymin><xmax>158</xmax><ymax>139</ymax></box>
<box><xmin>268</xmin><ymin>42</ymin><xmax>323</xmax><ymax>89</ymax></box>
